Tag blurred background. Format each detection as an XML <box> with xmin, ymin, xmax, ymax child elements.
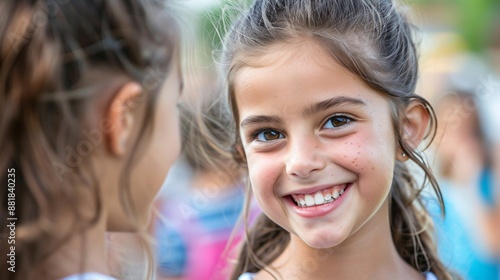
<box><xmin>152</xmin><ymin>0</ymin><xmax>500</xmax><ymax>279</ymax></box>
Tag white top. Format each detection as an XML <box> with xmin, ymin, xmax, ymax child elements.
<box><xmin>61</xmin><ymin>273</ymin><xmax>117</xmax><ymax>280</ymax></box>
<box><xmin>238</xmin><ymin>271</ymin><xmax>438</xmax><ymax>280</ymax></box>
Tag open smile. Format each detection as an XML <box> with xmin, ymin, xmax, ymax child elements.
<box><xmin>284</xmin><ymin>183</ymin><xmax>352</xmax><ymax>218</ymax></box>
<box><xmin>290</xmin><ymin>184</ymin><xmax>348</xmax><ymax>207</ymax></box>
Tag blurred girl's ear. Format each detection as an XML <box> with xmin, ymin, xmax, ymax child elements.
<box><xmin>106</xmin><ymin>82</ymin><xmax>143</xmax><ymax>156</ymax></box>
<box><xmin>397</xmin><ymin>101</ymin><xmax>430</xmax><ymax>161</ymax></box>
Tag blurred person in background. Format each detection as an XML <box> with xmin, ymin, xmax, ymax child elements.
<box><xmin>402</xmin><ymin>0</ymin><xmax>500</xmax><ymax>277</ymax></box>
<box><xmin>154</xmin><ymin>78</ymin><xmax>254</xmax><ymax>280</ymax></box>
<box><xmin>475</xmin><ymin>68</ymin><xmax>500</xmax><ymax>262</ymax></box>
<box><xmin>430</xmin><ymin>59</ymin><xmax>500</xmax><ymax>279</ymax></box>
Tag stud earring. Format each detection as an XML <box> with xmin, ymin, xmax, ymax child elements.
<box><xmin>402</xmin><ymin>152</ymin><xmax>406</xmax><ymax>157</ymax></box>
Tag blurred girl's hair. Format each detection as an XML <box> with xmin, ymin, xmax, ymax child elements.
<box><xmin>179</xmin><ymin>80</ymin><xmax>239</xmax><ymax>176</ymax></box>
<box><xmin>0</xmin><ymin>1</ymin><xmax>178</xmax><ymax>279</ymax></box>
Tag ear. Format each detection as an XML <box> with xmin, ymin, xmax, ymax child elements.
<box><xmin>106</xmin><ymin>82</ymin><xmax>143</xmax><ymax>156</ymax></box>
<box><xmin>397</xmin><ymin>100</ymin><xmax>430</xmax><ymax>161</ymax></box>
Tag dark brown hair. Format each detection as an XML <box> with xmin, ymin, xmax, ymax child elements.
<box><xmin>0</xmin><ymin>0</ymin><xmax>178</xmax><ymax>279</ymax></box>
<box><xmin>221</xmin><ymin>0</ymin><xmax>453</xmax><ymax>279</ymax></box>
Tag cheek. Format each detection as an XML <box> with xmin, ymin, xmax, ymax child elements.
<box><xmin>337</xmin><ymin>129</ymin><xmax>395</xmax><ymax>188</ymax></box>
<box><xmin>246</xmin><ymin>152</ymin><xmax>282</xmax><ymax>206</ymax></box>
<box><xmin>247</xmin><ymin>153</ymin><xmax>274</xmax><ymax>187</ymax></box>
<box><xmin>158</xmin><ymin>106</ymin><xmax>181</xmax><ymax>168</ymax></box>
<box><xmin>149</xmin><ymin>98</ymin><xmax>181</xmax><ymax>187</ymax></box>
<box><xmin>133</xmin><ymin>96</ymin><xmax>181</xmax><ymax>202</ymax></box>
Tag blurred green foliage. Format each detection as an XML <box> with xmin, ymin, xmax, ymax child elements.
<box><xmin>197</xmin><ymin>0</ymin><xmax>252</xmax><ymax>65</ymax></box>
<box><xmin>196</xmin><ymin>0</ymin><xmax>500</xmax><ymax>58</ymax></box>
<box><xmin>456</xmin><ymin>0</ymin><xmax>497</xmax><ymax>52</ymax></box>
<box><xmin>412</xmin><ymin>0</ymin><xmax>499</xmax><ymax>53</ymax></box>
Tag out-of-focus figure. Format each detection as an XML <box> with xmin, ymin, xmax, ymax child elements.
<box><xmin>476</xmin><ymin>66</ymin><xmax>500</xmax><ymax>265</ymax></box>
<box><xmin>0</xmin><ymin>1</ymin><xmax>183</xmax><ymax>280</ymax></box>
<box><xmin>430</xmin><ymin>57</ymin><xmax>500</xmax><ymax>279</ymax></box>
<box><xmin>154</xmin><ymin>81</ymin><xmax>253</xmax><ymax>280</ymax></box>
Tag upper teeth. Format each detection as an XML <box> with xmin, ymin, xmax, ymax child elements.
<box><xmin>305</xmin><ymin>195</ymin><xmax>315</xmax><ymax>206</ymax></box>
<box><xmin>292</xmin><ymin>186</ymin><xmax>347</xmax><ymax>208</ymax></box>
<box><xmin>332</xmin><ymin>189</ymin><xmax>340</xmax><ymax>199</ymax></box>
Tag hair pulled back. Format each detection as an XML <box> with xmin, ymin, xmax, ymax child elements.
<box><xmin>221</xmin><ymin>0</ymin><xmax>452</xmax><ymax>279</ymax></box>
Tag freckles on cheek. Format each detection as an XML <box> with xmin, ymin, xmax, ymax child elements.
<box><xmin>346</xmin><ymin>134</ymin><xmax>394</xmax><ymax>195</ymax></box>
<box><xmin>340</xmin><ymin>137</ymin><xmax>376</xmax><ymax>172</ymax></box>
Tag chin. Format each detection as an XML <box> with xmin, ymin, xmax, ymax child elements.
<box><xmin>299</xmin><ymin>230</ymin><xmax>347</xmax><ymax>249</ymax></box>
<box><xmin>304</xmin><ymin>239</ymin><xmax>342</xmax><ymax>250</ymax></box>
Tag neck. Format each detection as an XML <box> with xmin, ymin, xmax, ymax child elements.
<box><xmin>267</xmin><ymin>200</ymin><xmax>422</xmax><ymax>280</ymax></box>
<box><xmin>36</xmin><ymin>216</ymin><xmax>110</xmax><ymax>280</ymax></box>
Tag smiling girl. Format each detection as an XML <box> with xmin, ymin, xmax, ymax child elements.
<box><xmin>221</xmin><ymin>0</ymin><xmax>453</xmax><ymax>279</ymax></box>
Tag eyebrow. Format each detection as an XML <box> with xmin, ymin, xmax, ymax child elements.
<box><xmin>240</xmin><ymin>96</ymin><xmax>367</xmax><ymax>128</ymax></box>
<box><xmin>302</xmin><ymin>96</ymin><xmax>367</xmax><ymax>116</ymax></box>
<box><xmin>240</xmin><ymin>115</ymin><xmax>282</xmax><ymax>128</ymax></box>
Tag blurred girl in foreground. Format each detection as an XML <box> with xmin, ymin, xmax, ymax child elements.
<box><xmin>1</xmin><ymin>0</ymin><xmax>183</xmax><ymax>279</ymax></box>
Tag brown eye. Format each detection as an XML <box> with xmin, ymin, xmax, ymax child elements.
<box><xmin>323</xmin><ymin>115</ymin><xmax>352</xmax><ymax>129</ymax></box>
<box><xmin>256</xmin><ymin>130</ymin><xmax>284</xmax><ymax>141</ymax></box>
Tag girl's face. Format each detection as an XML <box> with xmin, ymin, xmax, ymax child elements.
<box><xmin>234</xmin><ymin>42</ymin><xmax>397</xmax><ymax>248</ymax></box>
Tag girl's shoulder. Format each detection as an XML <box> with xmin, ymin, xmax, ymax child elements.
<box><xmin>424</xmin><ymin>271</ymin><xmax>439</xmax><ymax>280</ymax></box>
<box><xmin>238</xmin><ymin>272</ymin><xmax>439</xmax><ymax>280</ymax></box>
<box><xmin>61</xmin><ymin>273</ymin><xmax>118</xmax><ymax>280</ymax></box>
<box><xmin>238</xmin><ymin>272</ymin><xmax>256</xmax><ymax>280</ymax></box>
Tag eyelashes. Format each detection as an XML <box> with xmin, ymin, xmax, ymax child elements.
<box><xmin>247</xmin><ymin>113</ymin><xmax>355</xmax><ymax>143</ymax></box>
<box><xmin>250</xmin><ymin>127</ymin><xmax>284</xmax><ymax>142</ymax></box>
<box><xmin>323</xmin><ymin>113</ymin><xmax>353</xmax><ymax>129</ymax></box>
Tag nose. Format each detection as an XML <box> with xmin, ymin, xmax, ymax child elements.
<box><xmin>285</xmin><ymin>136</ymin><xmax>326</xmax><ymax>178</ymax></box>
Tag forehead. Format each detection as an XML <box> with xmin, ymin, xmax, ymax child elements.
<box><xmin>234</xmin><ymin>39</ymin><xmax>335</xmax><ymax>86</ymax></box>
<box><xmin>233</xmin><ymin>40</ymin><xmax>380</xmax><ymax>104</ymax></box>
